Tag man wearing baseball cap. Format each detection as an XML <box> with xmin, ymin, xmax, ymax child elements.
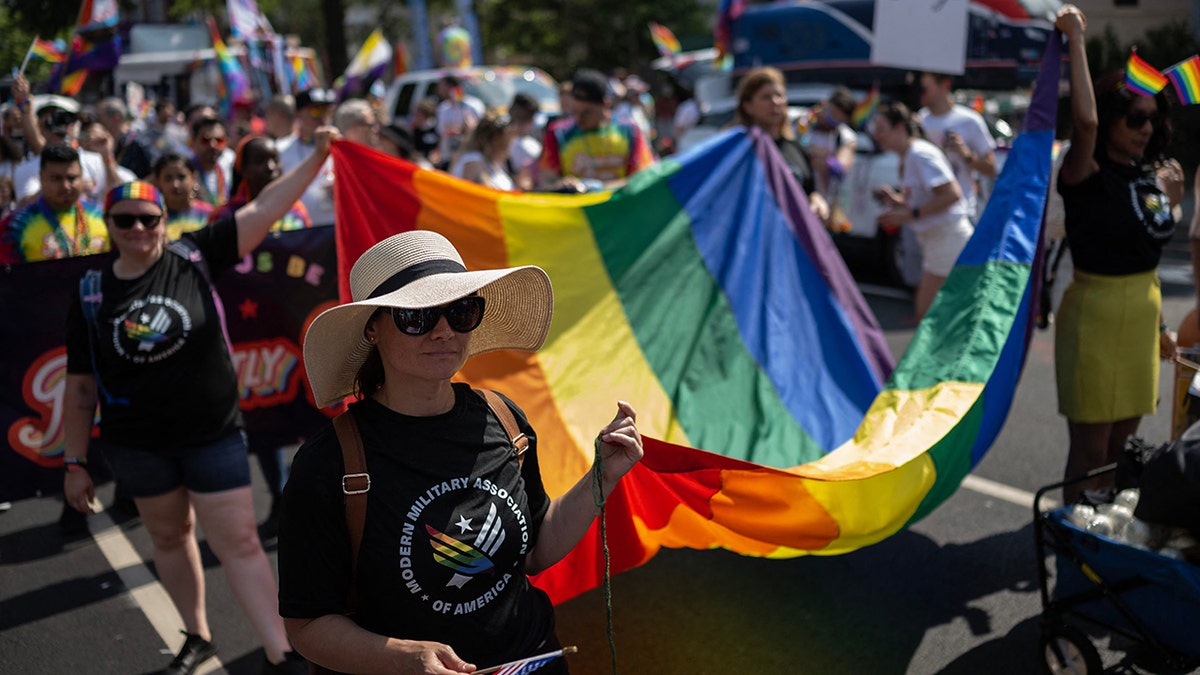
<box><xmin>537</xmin><ymin>68</ymin><xmax>655</xmax><ymax>193</ymax></box>
<box><xmin>9</xmin><ymin>74</ymin><xmax>124</xmax><ymax>203</ymax></box>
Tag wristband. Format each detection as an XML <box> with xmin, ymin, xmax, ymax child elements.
<box><xmin>911</xmin><ymin>206</ymin><xmax>920</xmax><ymax>220</ymax></box>
<box><xmin>63</xmin><ymin>456</ymin><xmax>88</xmax><ymax>467</ymax></box>
<box><xmin>1160</xmin><ymin>322</ymin><xmax>1169</xmax><ymax>335</ymax></box>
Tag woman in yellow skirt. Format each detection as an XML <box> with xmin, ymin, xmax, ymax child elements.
<box><xmin>1054</xmin><ymin>6</ymin><xmax>1180</xmax><ymax>503</ymax></box>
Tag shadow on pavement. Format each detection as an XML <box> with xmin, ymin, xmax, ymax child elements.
<box><xmin>554</xmin><ymin>522</ymin><xmax>1042</xmax><ymax>674</ymax></box>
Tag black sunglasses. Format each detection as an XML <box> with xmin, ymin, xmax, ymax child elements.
<box><xmin>109</xmin><ymin>213</ymin><xmax>164</xmax><ymax>230</ymax></box>
<box><xmin>1123</xmin><ymin>111</ymin><xmax>1162</xmax><ymax>130</ymax></box>
<box><xmin>389</xmin><ymin>296</ymin><xmax>485</xmax><ymax>336</ymax></box>
<box><xmin>40</xmin><ymin>111</ymin><xmax>77</xmax><ymax>127</ymax></box>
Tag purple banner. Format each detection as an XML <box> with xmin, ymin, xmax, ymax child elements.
<box><xmin>0</xmin><ymin>227</ymin><xmax>339</xmax><ymax>503</ymax></box>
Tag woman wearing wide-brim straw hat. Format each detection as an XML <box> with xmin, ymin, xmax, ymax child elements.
<box><xmin>279</xmin><ymin>230</ymin><xmax>644</xmax><ymax>674</ymax></box>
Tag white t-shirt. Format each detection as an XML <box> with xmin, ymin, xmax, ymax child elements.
<box><xmin>436</xmin><ymin>98</ymin><xmax>483</xmax><ymax>159</ymax></box>
<box><xmin>806</xmin><ymin>124</ymin><xmax>857</xmax><ymax>156</ymax></box>
<box><xmin>15</xmin><ymin>148</ymin><xmax>112</xmax><ymax>201</ymax></box>
<box><xmin>917</xmin><ymin>104</ymin><xmax>995</xmax><ymax>217</ymax></box>
<box><xmin>451</xmin><ymin>150</ymin><xmax>515</xmax><ymax>191</ymax></box>
<box><xmin>279</xmin><ymin>138</ymin><xmax>335</xmax><ymax>226</ymax></box>
<box><xmin>902</xmin><ymin>138</ymin><xmax>970</xmax><ymax>234</ymax></box>
<box><xmin>673</xmin><ymin>99</ymin><xmax>700</xmax><ymax>138</ymax></box>
<box><xmin>509</xmin><ymin>134</ymin><xmax>542</xmax><ymax>175</ymax></box>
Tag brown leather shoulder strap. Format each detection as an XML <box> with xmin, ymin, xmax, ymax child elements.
<box><xmin>476</xmin><ymin>389</ymin><xmax>529</xmax><ymax>468</ymax></box>
<box><xmin>332</xmin><ymin>410</ymin><xmax>369</xmax><ymax>613</ymax></box>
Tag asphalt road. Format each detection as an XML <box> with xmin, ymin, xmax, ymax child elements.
<box><xmin>3</xmin><ymin>233</ymin><xmax>1199</xmax><ymax>675</ymax></box>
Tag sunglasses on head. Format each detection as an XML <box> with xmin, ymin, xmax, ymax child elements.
<box><xmin>109</xmin><ymin>213</ymin><xmax>163</xmax><ymax>229</ymax></box>
<box><xmin>1124</xmin><ymin>111</ymin><xmax>1163</xmax><ymax>130</ymax></box>
<box><xmin>389</xmin><ymin>296</ymin><xmax>486</xmax><ymax>336</ymax></box>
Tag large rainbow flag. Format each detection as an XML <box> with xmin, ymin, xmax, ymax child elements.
<box><xmin>329</xmin><ymin>36</ymin><xmax>1059</xmax><ymax>604</ymax></box>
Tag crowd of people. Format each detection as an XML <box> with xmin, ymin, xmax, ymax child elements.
<box><xmin>1</xmin><ymin>5</ymin><xmax>1196</xmax><ymax>670</ymax></box>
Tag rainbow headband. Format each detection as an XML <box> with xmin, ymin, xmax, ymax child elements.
<box><xmin>105</xmin><ymin>181</ymin><xmax>166</xmax><ymax>216</ymax></box>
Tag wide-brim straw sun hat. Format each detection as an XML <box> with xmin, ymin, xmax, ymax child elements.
<box><xmin>303</xmin><ymin>230</ymin><xmax>553</xmax><ymax>407</ymax></box>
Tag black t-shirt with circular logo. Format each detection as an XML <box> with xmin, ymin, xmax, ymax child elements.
<box><xmin>1059</xmin><ymin>158</ymin><xmax>1175</xmax><ymax>276</ymax></box>
<box><xmin>65</xmin><ymin>217</ymin><xmax>242</xmax><ymax>450</ymax></box>
<box><xmin>278</xmin><ymin>385</ymin><xmax>555</xmax><ymax>666</ymax></box>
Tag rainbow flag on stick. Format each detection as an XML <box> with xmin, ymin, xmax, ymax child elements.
<box><xmin>327</xmin><ymin>31</ymin><xmax>1060</xmax><ymax>604</ymax></box>
<box><xmin>648</xmin><ymin>22</ymin><xmax>681</xmax><ymax>59</ymax></box>
<box><xmin>207</xmin><ymin>17</ymin><xmax>253</xmax><ymax>117</ymax></box>
<box><xmin>1126</xmin><ymin>49</ymin><xmax>1168</xmax><ymax>96</ymax></box>
<box><xmin>851</xmin><ymin>84</ymin><xmax>879</xmax><ymax>129</ymax></box>
<box><xmin>1164</xmin><ymin>55</ymin><xmax>1200</xmax><ymax>106</ymax></box>
<box><xmin>31</xmin><ymin>38</ymin><xmax>67</xmax><ymax>64</ymax></box>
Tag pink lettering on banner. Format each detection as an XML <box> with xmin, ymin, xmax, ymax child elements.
<box><xmin>231</xmin><ymin>338</ymin><xmax>303</xmax><ymax>409</ymax></box>
<box><xmin>7</xmin><ymin>348</ymin><xmax>69</xmax><ymax>467</ymax></box>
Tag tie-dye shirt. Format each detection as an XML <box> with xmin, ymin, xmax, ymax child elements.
<box><xmin>165</xmin><ymin>201</ymin><xmax>216</xmax><ymax>241</ymax></box>
<box><xmin>0</xmin><ymin>197</ymin><xmax>108</xmax><ymax>264</ymax></box>
<box><xmin>539</xmin><ymin>118</ymin><xmax>654</xmax><ymax>182</ymax></box>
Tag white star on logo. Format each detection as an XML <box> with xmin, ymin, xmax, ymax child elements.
<box><xmin>456</xmin><ymin>515</ymin><xmax>474</xmax><ymax>533</ymax></box>
<box><xmin>140</xmin><ymin>313</ymin><xmax>150</xmax><ymax>323</ymax></box>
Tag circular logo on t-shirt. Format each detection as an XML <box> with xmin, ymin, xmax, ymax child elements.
<box><xmin>397</xmin><ymin>475</ymin><xmax>530</xmax><ymax>617</ymax></box>
<box><xmin>110</xmin><ymin>294</ymin><xmax>193</xmax><ymax>364</ymax></box>
<box><xmin>1129</xmin><ymin>175</ymin><xmax>1174</xmax><ymax>240</ymax></box>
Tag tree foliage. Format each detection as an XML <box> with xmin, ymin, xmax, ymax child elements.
<box><xmin>4</xmin><ymin>0</ymin><xmax>80</xmax><ymax>38</ymax></box>
<box><xmin>475</xmin><ymin>0</ymin><xmax>714</xmax><ymax>80</ymax></box>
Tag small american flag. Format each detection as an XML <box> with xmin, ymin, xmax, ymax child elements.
<box><xmin>476</xmin><ymin>646</ymin><xmax>577</xmax><ymax>675</ymax></box>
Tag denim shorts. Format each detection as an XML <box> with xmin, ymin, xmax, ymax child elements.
<box><xmin>99</xmin><ymin>430</ymin><xmax>252</xmax><ymax>498</ymax></box>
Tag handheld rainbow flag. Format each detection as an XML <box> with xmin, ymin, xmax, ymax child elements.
<box><xmin>31</xmin><ymin>38</ymin><xmax>67</xmax><ymax>64</ymax></box>
<box><xmin>1164</xmin><ymin>55</ymin><xmax>1200</xmax><ymax>106</ymax></box>
<box><xmin>851</xmin><ymin>84</ymin><xmax>880</xmax><ymax>129</ymax></box>
<box><xmin>713</xmin><ymin>0</ymin><xmax>746</xmax><ymax>69</ymax></box>
<box><xmin>291</xmin><ymin>55</ymin><xmax>317</xmax><ymax>91</ymax></box>
<box><xmin>206</xmin><ymin>17</ymin><xmax>253</xmax><ymax>116</ymax></box>
<box><xmin>1126</xmin><ymin>49</ymin><xmax>1168</xmax><ymax>96</ymax></box>
<box><xmin>648</xmin><ymin>22</ymin><xmax>682</xmax><ymax>59</ymax></box>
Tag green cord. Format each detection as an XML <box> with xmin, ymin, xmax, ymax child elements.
<box><xmin>592</xmin><ymin>436</ymin><xmax>617</xmax><ymax>674</ymax></box>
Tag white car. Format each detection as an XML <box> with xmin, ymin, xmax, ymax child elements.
<box><xmin>383</xmin><ymin>65</ymin><xmax>561</xmax><ymax>128</ymax></box>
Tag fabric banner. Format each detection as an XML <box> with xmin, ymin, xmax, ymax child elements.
<box><xmin>326</xmin><ymin>28</ymin><xmax>1058</xmax><ymax>605</ymax></box>
<box><xmin>0</xmin><ymin>227</ymin><xmax>339</xmax><ymax>503</ymax></box>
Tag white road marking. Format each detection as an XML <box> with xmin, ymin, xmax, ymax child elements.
<box><xmin>962</xmin><ymin>473</ymin><xmax>1058</xmax><ymax>511</ymax></box>
<box><xmin>88</xmin><ymin>504</ymin><xmax>224</xmax><ymax>674</ymax></box>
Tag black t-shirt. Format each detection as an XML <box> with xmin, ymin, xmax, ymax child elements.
<box><xmin>776</xmin><ymin>136</ymin><xmax>816</xmax><ymax>195</ymax></box>
<box><xmin>413</xmin><ymin>121</ymin><xmax>440</xmax><ymax>158</ymax></box>
<box><xmin>65</xmin><ymin>216</ymin><xmax>243</xmax><ymax>450</ymax></box>
<box><xmin>1058</xmin><ymin>158</ymin><xmax>1175</xmax><ymax>275</ymax></box>
<box><xmin>277</xmin><ymin>385</ymin><xmax>555</xmax><ymax>666</ymax></box>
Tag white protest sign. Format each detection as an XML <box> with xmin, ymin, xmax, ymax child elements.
<box><xmin>871</xmin><ymin>0</ymin><xmax>970</xmax><ymax>75</ymax></box>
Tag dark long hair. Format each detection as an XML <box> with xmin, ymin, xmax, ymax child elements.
<box><xmin>1092</xmin><ymin>70</ymin><xmax>1171</xmax><ymax>165</ymax></box>
<box><xmin>354</xmin><ymin>309</ymin><xmax>386</xmax><ymax>399</ymax></box>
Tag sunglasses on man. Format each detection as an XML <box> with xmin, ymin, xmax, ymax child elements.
<box><xmin>109</xmin><ymin>213</ymin><xmax>163</xmax><ymax>230</ymax></box>
<box><xmin>388</xmin><ymin>296</ymin><xmax>485</xmax><ymax>336</ymax></box>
